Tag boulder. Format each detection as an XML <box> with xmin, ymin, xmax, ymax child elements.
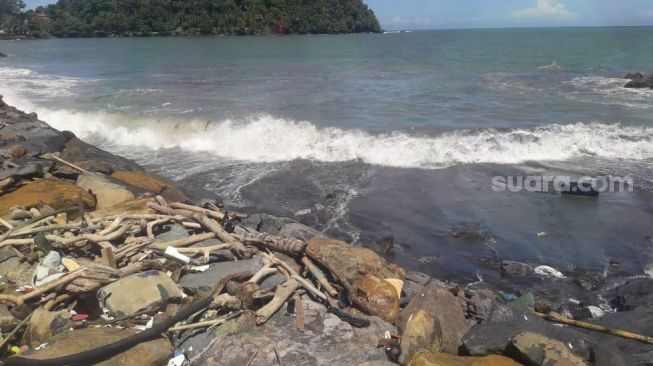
<box><xmin>22</xmin><ymin>307</ymin><xmax>73</xmax><ymax>348</ymax></box>
<box><xmin>0</xmin><ymin>304</ymin><xmax>18</xmax><ymax>332</ymax></box>
<box><xmin>180</xmin><ymin>256</ymin><xmax>280</xmax><ymax>293</ymax></box>
<box><xmin>88</xmin><ymin>197</ymin><xmax>155</xmax><ymax>218</ymax></box>
<box><xmin>181</xmin><ymin>295</ymin><xmax>397</xmax><ymax>366</ymax></box>
<box><xmin>241</xmin><ymin>214</ymin><xmax>296</xmax><ymax>235</ymax></box>
<box><xmin>356</xmin><ymin>274</ymin><xmax>401</xmax><ymax>323</ymax></box>
<box><xmin>77</xmin><ymin>173</ymin><xmax>136</xmax><ymax>210</ymax></box>
<box><xmin>60</xmin><ymin>137</ymin><xmax>143</xmax><ymax>174</ymax></box>
<box><xmin>509</xmin><ymin>332</ymin><xmax>588</xmax><ymax>366</ymax></box>
<box><xmin>279</xmin><ymin>222</ymin><xmax>321</xmax><ymax>241</ymax></box>
<box><xmin>0</xmin><ymin>178</ymin><xmax>95</xmax><ymax>215</ymax></box>
<box><xmin>17</xmin><ymin>327</ymin><xmax>172</xmax><ymax>366</ymax></box>
<box><xmin>0</xmin><ymin>162</ymin><xmax>43</xmax><ymax>181</ymax></box>
<box><xmin>399</xmin><ymin>309</ymin><xmax>437</xmax><ymax>365</ymax></box>
<box><xmin>97</xmin><ymin>270</ymin><xmax>182</xmax><ymax>317</ymax></box>
<box><xmin>591</xmin><ymin>307</ymin><xmax>653</xmax><ymax>365</ymax></box>
<box><xmin>397</xmin><ymin>282</ymin><xmax>470</xmax><ymax>355</ymax></box>
<box><xmin>625</xmin><ymin>72</ymin><xmax>644</xmax><ymax>80</ymax></box>
<box><xmin>462</xmin><ymin>303</ymin><xmax>595</xmax><ymax>362</ymax></box>
<box><xmin>111</xmin><ymin>170</ymin><xmax>187</xmax><ymax>202</ymax></box>
<box><xmin>407</xmin><ymin>352</ymin><xmax>520</xmax><ymax>366</ymax></box>
<box><xmin>501</xmin><ymin>260</ymin><xmax>534</xmax><ymax>277</ymax></box>
<box><xmin>306</xmin><ymin>237</ymin><xmax>405</xmax><ymax>290</ymax></box>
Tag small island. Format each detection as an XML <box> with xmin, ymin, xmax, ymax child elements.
<box><xmin>1</xmin><ymin>0</ymin><xmax>382</xmax><ymax>38</ymax></box>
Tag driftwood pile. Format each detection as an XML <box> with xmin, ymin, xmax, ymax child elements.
<box><xmin>0</xmin><ymin>188</ymin><xmax>379</xmax><ymax>365</ymax></box>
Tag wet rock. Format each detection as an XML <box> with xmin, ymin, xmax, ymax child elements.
<box><xmin>111</xmin><ymin>169</ymin><xmax>187</xmax><ymax>202</ymax></box>
<box><xmin>77</xmin><ymin>173</ymin><xmax>136</xmax><ymax>210</ymax></box>
<box><xmin>510</xmin><ymin>292</ymin><xmax>535</xmax><ymax>312</ymax></box>
<box><xmin>501</xmin><ymin>260</ymin><xmax>534</xmax><ymax>277</ymax></box>
<box><xmin>18</xmin><ymin>327</ymin><xmax>172</xmax><ymax>366</ymax></box>
<box><xmin>0</xmin><ymin>162</ymin><xmax>43</xmax><ymax>181</ymax></box>
<box><xmin>464</xmin><ymin>288</ymin><xmax>498</xmax><ymax>322</ymax></box>
<box><xmin>185</xmin><ymin>295</ymin><xmax>397</xmax><ymax>366</ymax></box>
<box><xmin>356</xmin><ymin>274</ymin><xmax>401</xmax><ymax>323</ymax></box>
<box><xmin>0</xmin><ymin>177</ymin><xmax>95</xmax><ymax>215</ymax></box>
<box><xmin>592</xmin><ymin>307</ymin><xmax>653</xmax><ymax>365</ymax></box>
<box><xmin>399</xmin><ymin>309</ymin><xmax>436</xmax><ymax>365</ymax></box>
<box><xmin>98</xmin><ymin>270</ymin><xmax>182</xmax><ymax>317</ymax></box>
<box><xmin>625</xmin><ymin>72</ymin><xmax>644</xmax><ymax>79</ymax></box>
<box><xmin>306</xmin><ymin>237</ymin><xmax>405</xmax><ymax>291</ymax></box>
<box><xmin>250</xmin><ymin>214</ymin><xmax>296</xmax><ymax>235</ymax></box>
<box><xmin>624</xmin><ymin>74</ymin><xmax>653</xmax><ymax>89</ymax></box>
<box><xmin>398</xmin><ymin>282</ymin><xmax>470</xmax><ymax>354</ymax></box>
<box><xmin>508</xmin><ymin>331</ymin><xmax>588</xmax><ymax>366</ymax></box>
<box><xmin>23</xmin><ymin>307</ymin><xmax>73</xmax><ymax>348</ymax></box>
<box><xmin>609</xmin><ymin>278</ymin><xmax>653</xmax><ymax>311</ymax></box>
<box><xmin>462</xmin><ymin>303</ymin><xmax>595</xmax><ymax>361</ymax></box>
<box><xmin>60</xmin><ymin>136</ymin><xmax>143</xmax><ymax>174</ymax></box>
<box><xmin>180</xmin><ymin>257</ymin><xmax>265</xmax><ymax>293</ymax></box>
<box><xmin>278</xmin><ymin>222</ymin><xmax>321</xmax><ymax>241</ymax></box>
<box><xmin>407</xmin><ymin>352</ymin><xmax>521</xmax><ymax>366</ymax></box>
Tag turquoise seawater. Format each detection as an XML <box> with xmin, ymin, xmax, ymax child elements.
<box><xmin>1</xmin><ymin>27</ymin><xmax>652</xmax><ymax>280</ymax></box>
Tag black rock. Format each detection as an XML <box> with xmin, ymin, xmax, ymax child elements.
<box><xmin>624</xmin><ymin>78</ymin><xmax>653</xmax><ymax>89</ymax></box>
<box><xmin>0</xmin><ymin>52</ymin><xmax>6</xmax><ymax>58</ymax></box>
<box><xmin>624</xmin><ymin>72</ymin><xmax>644</xmax><ymax>80</ymax></box>
<box><xmin>500</xmin><ymin>260</ymin><xmax>534</xmax><ymax>277</ymax></box>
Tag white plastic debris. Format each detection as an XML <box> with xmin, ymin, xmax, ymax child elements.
<box><xmin>167</xmin><ymin>353</ymin><xmax>185</xmax><ymax>366</ymax></box>
<box><xmin>534</xmin><ymin>265</ymin><xmax>566</xmax><ymax>279</ymax></box>
<box><xmin>189</xmin><ymin>264</ymin><xmax>210</xmax><ymax>272</ymax></box>
<box><xmin>164</xmin><ymin>246</ymin><xmax>191</xmax><ymax>264</ymax></box>
<box><xmin>537</xmin><ymin>232</ymin><xmax>547</xmax><ymax>237</ymax></box>
<box><xmin>587</xmin><ymin>305</ymin><xmax>605</xmax><ymax>319</ymax></box>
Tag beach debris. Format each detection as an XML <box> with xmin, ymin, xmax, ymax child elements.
<box><xmin>534</xmin><ymin>265</ymin><xmax>566</xmax><ymax>279</ymax></box>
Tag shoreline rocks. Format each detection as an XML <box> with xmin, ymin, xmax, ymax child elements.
<box><xmin>624</xmin><ymin>71</ymin><xmax>653</xmax><ymax>89</ymax></box>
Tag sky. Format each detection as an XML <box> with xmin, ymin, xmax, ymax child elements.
<box><xmin>364</xmin><ymin>0</ymin><xmax>653</xmax><ymax>29</ymax></box>
<box><xmin>24</xmin><ymin>0</ymin><xmax>653</xmax><ymax>30</ymax></box>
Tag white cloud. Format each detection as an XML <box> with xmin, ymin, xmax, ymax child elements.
<box><xmin>511</xmin><ymin>0</ymin><xmax>579</xmax><ymax>21</ymax></box>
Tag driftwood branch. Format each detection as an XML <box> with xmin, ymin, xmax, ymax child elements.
<box><xmin>536</xmin><ymin>312</ymin><xmax>653</xmax><ymax>345</ymax></box>
<box><xmin>256</xmin><ymin>279</ymin><xmax>300</xmax><ymax>324</ymax></box>
<box><xmin>0</xmin><ymin>268</ymin><xmax>87</xmax><ymax>305</ymax></box>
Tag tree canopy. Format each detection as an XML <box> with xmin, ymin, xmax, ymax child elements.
<box><xmin>1</xmin><ymin>0</ymin><xmax>381</xmax><ymax>37</ymax></box>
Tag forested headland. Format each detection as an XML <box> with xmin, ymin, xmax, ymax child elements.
<box><xmin>0</xmin><ymin>0</ymin><xmax>382</xmax><ymax>38</ymax></box>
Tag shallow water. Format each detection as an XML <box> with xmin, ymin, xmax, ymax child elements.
<box><xmin>1</xmin><ymin>27</ymin><xmax>652</xmax><ymax>280</ymax></box>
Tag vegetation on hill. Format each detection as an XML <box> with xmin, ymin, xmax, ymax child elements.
<box><xmin>0</xmin><ymin>0</ymin><xmax>382</xmax><ymax>37</ymax></box>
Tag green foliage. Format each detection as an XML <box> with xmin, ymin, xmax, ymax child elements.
<box><xmin>7</xmin><ymin>0</ymin><xmax>381</xmax><ymax>37</ymax></box>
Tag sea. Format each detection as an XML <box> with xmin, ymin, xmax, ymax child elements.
<box><xmin>1</xmin><ymin>27</ymin><xmax>652</xmax><ymax>283</ymax></box>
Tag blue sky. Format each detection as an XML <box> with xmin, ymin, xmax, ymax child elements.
<box><xmin>24</xmin><ymin>0</ymin><xmax>653</xmax><ymax>30</ymax></box>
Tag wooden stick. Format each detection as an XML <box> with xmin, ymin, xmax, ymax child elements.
<box><xmin>149</xmin><ymin>232</ymin><xmax>216</xmax><ymax>250</ymax></box>
<box><xmin>261</xmin><ymin>252</ymin><xmax>326</xmax><ymax>301</ymax></box>
<box><xmin>167</xmin><ymin>313</ymin><xmax>237</xmax><ymax>332</ymax></box>
<box><xmin>0</xmin><ymin>268</ymin><xmax>87</xmax><ymax>305</ymax></box>
<box><xmin>535</xmin><ymin>312</ymin><xmax>653</xmax><ymax>345</ymax></box>
<box><xmin>301</xmin><ymin>257</ymin><xmax>338</xmax><ymax>297</ymax></box>
<box><xmin>191</xmin><ymin>213</ymin><xmax>249</xmax><ymax>256</ymax></box>
<box><xmin>256</xmin><ymin>279</ymin><xmax>300</xmax><ymax>325</ymax></box>
<box><xmin>169</xmin><ymin>202</ymin><xmax>226</xmax><ymax>220</ymax></box>
<box><xmin>0</xmin><ymin>238</ymin><xmax>34</xmax><ymax>248</ymax></box>
<box><xmin>233</xmin><ymin>232</ymin><xmax>306</xmax><ymax>257</ymax></box>
<box><xmin>293</xmin><ymin>294</ymin><xmax>305</xmax><ymax>332</ymax></box>
<box><xmin>45</xmin><ymin>225</ymin><xmax>130</xmax><ymax>246</ymax></box>
<box><xmin>43</xmin><ymin>153</ymin><xmax>89</xmax><ymax>174</ymax></box>
<box><xmin>0</xmin><ymin>217</ymin><xmax>14</xmax><ymax>230</ymax></box>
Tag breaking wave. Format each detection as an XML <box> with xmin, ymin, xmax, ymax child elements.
<box><xmin>1</xmin><ymin>66</ymin><xmax>652</xmax><ymax>170</ymax></box>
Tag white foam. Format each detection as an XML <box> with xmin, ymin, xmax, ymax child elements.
<box><xmin>2</xmin><ymin>66</ymin><xmax>653</xmax><ymax>170</ymax></box>
<box><xmin>15</xmin><ymin>105</ymin><xmax>653</xmax><ymax>169</ymax></box>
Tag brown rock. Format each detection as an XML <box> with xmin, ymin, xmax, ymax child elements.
<box><xmin>89</xmin><ymin>197</ymin><xmax>156</xmax><ymax>218</ymax></box>
<box><xmin>5</xmin><ymin>144</ymin><xmax>26</xmax><ymax>158</ymax></box>
<box><xmin>399</xmin><ymin>309</ymin><xmax>437</xmax><ymax>365</ymax></box>
<box><xmin>510</xmin><ymin>332</ymin><xmax>588</xmax><ymax>366</ymax></box>
<box><xmin>407</xmin><ymin>351</ymin><xmax>521</xmax><ymax>366</ymax></box>
<box><xmin>398</xmin><ymin>282</ymin><xmax>470</xmax><ymax>355</ymax></box>
<box><xmin>0</xmin><ymin>178</ymin><xmax>95</xmax><ymax>215</ymax></box>
<box><xmin>306</xmin><ymin>237</ymin><xmax>405</xmax><ymax>290</ymax></box>
<box><xmin>23</xmin><ymin>307</ymin><xmax>73</xmax><ymax>348</ymax></box>
<box><xmin>60</xmin><ymin>137</ymin><xmax>143</xmax><ymax>174</ymax></box>
<box><xmin>77</xmin><ymin>173</ymin><xmax>136</xmax><ymax>210</ymax></box>
<box><xmin>18</xmin><ymin>327</ymin><xmax>172</xmax><ymax>366</ymax></box>
<box><xmin>111</xmin><ymin>170</ymin><xmax>187</xmax><ymax>202</ymax></box>
<box><xmin>356</xmin><ymin>274</ymin><xmax>401</xmax><ymax>323</ymax></box>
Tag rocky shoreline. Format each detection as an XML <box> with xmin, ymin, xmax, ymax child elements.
<box><xmin>0</xmin><ymin>97</ymin><xmax>652</xmax><ymax>365</ymax></box>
